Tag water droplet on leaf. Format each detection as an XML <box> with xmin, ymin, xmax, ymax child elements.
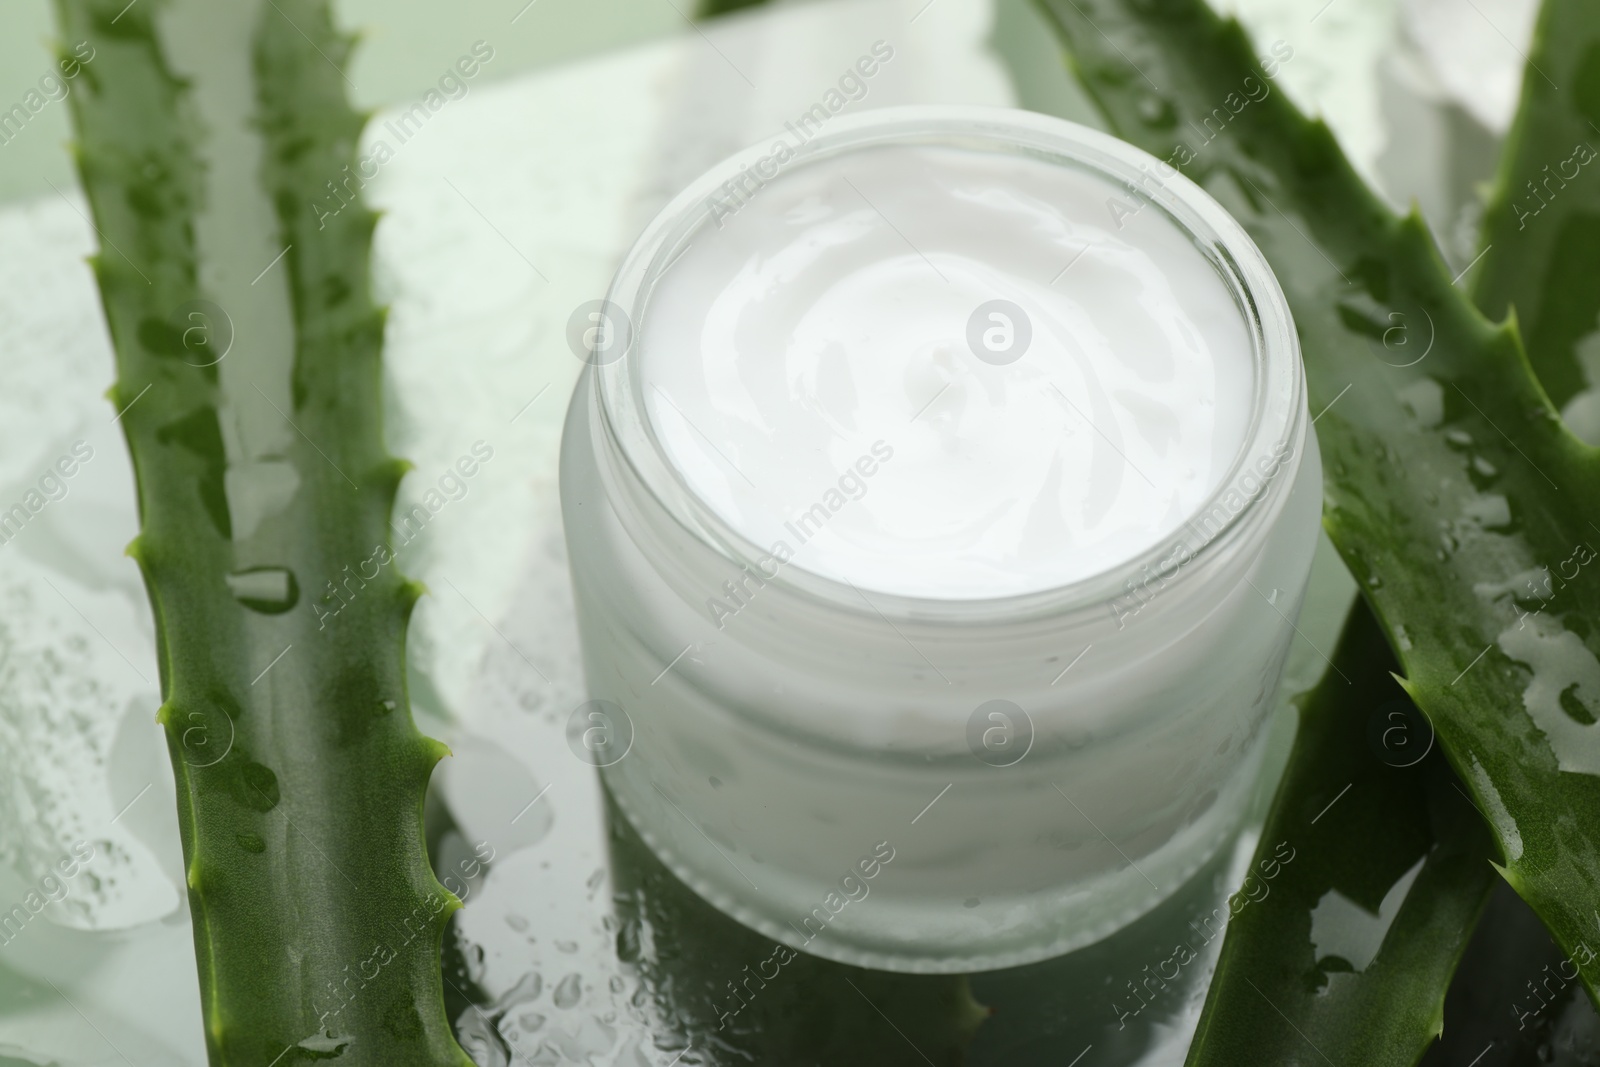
<box><xmin>226</xmin><ymin>566</ymin><xmax>299</xmax><ymax>614</ymax></box>
<box><xmin>1136</xmin><ymin>95</ymin><xmax>1175</xmax><ymax>127</ymax></box>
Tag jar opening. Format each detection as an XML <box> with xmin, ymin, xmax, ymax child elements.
<box><xmin>594</xmin><ymin>105</ymin><xmax>1305</xmax><ymax>624</ymax></box>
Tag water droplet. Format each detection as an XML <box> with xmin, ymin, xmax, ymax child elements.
<box><xmin>237</xmin><ymin>832</ymin><xmax>266</xmax><ymax>853</ymax></box>
<box><xmin>1136</xmin><ymin>95</ymin><xmax>1175</xmax><ymax>127</ymax></box>
<box><xmin>1335</xmin><ymin>294</ymin><xmax>1391</xmax><ymax>339</ymax></box>
<box><xmin>505</xmin><ymin>913</ymin><xmax>529</xmax><ymax>933</ymax></box>
<box><xmin>1472</xmin><ymin>455</ymin><xmax>1499</xmax><ymax>480</ymax></box>
<box><xmin>226</xmin><ymin>566</ymin><xmax>299</xmax><ymax>614</ymax></box>
<box><xmin>555</xmin><ymin>939</ymin><xmax>579</xmax><ymax>954</ymax></box>
<box><xmin>1559</xmin><ymin>682</ymin><xmax>1596</xmax><ymax>726</ymax></box>
<box><xmin>496</xmin><ymin>970</ymin><xmax>542</xmax><ymax>1010</ymax></box>
<box><xmin>1445</xmin><ymin>429</ymin><xmax>1473</xmax><ymax>449</ymax></box>
<box><xmin>374</xmin><ymin>699</ymin><xmax>396</xmax><ymax>716</ymax></box>
<box><xmin>1462</xmin><ymin>494</ymin><xmax>1512</xmax><ymax>530</ymax></box>
<box><xmin>615</xmin><ymin>919</ymin><xmax>641</xmax><ymax>963</ymax></box>
<box><xmin>518</xmin><ymin>1012</ymin><xmax>545</xmax><ymax>1032</ymax></box>
<box><xmin>298</xmin><ymin>1033</ymin><xmax>349</xmax><ymax>1056</ymax></box>
<box><xmin>1366</xmin><ymin>573</ymin><xmax>1383</xmax><ymax>589</ymax></box>
<box><xmin>552</xmin><ymin>973</ymin><xmax>582</xmax><ymax>1009</ymax></box>
<box><xmin>233</xmin><ymin>761</ymin><xmax>281</xmax><ymax>812</ymax></box>
<box><xmin>963</xmin><ymin>897</ymin><xmax>980</xmax><ymax>909</ymax></box>
<box><xmin>609</xmin><ymin>975</ymin><xmax>625</xmax><ymax>993</ymax></box>
<box><xmin>1397</xmin><ymin>379</ymin><xmax>1444</xmax><ymax>427</ymax></box>
<box><xmin>708</xmin><ymin>775</ymin><xmax>723</xmax><ymax>789</ymax></box>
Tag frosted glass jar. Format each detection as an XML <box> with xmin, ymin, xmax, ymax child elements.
<box><xmin>559</xmin><ymin>106</ymin><xmax>1321</xmax><ymax>973</ymax></box>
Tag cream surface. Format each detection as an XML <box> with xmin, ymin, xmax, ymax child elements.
<box><xmin>641</xmin><ymin>144</ymin><xmax>1254</xmax><ymax>598</ymax></box>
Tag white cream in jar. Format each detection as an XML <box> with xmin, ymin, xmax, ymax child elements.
<box><xmin>561</xmin><ymin>107</ymin><xmax>1321</xmax><ymax>972</ymax></box>
<box><xmin>642</xmin><ymin>143</ymin><xmax>1254</xmax><ymax>599</ymax></box>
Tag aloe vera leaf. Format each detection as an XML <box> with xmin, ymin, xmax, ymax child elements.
<box><xmin>1418</xmin><ymin>879</ymin><xmax>1600</xmax><ymax>1064</ymax></box>
<box><xmin>1471</xmin><ymin>0</ymin><xmax>1600</xmax><ymax>417</ymax></box>
<box><xmin>1184</xmin><ymin>599</ymin><xmax>1496</xmax><ymax>1065</ymax></box>
<box><xmin>1035</xmin><ymin>0</ymin><xmax>1600</xmax><ymax>1005</ymax></box>
<box><xmin>53</xmin><ymin>0</ymin><xmax>471</xmax><ymax>1063</ymax></box>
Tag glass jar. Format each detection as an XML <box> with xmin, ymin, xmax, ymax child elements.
<box><xmin>559</xmin><ymin>106</ymin><xmax>1321</xmax><ymax>973</ymax></box>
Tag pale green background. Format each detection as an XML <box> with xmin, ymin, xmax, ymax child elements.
<box><xmin>0</xmin><ymin>0</ymin><xmax>1089</xmax><ymax>204</ymax></box>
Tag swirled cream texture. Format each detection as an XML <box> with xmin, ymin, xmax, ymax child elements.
<box><xmin>640</xmin><ymin>144</ymin><xmax>1254</xmax><ymax>598</ymax></box>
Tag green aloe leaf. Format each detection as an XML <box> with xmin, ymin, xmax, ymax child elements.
<box><xmin>1186</xmin><ymin>600</ymin><xmax>1496</xmax><ymax>1065</ymax></box>
<box><xmin>1036</xmin><ymin>0</ymin><xmax>1600</xmax><ymax>1016</ymax></box>
<box><xmin>54</xmin><ymin>0</ymin><xmax>470</xmax><ymax>1063</ymax></box>
<box><xmin>1472</xmin><ymin>0</ymin><xmax>1600</xmax><ymax>422</ymax></box>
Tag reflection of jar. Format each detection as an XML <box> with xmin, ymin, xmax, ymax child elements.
<box><xmin>559</xmin><ymin>106</ymin><xmax>1321</xmax><ymax>972</ymax></box>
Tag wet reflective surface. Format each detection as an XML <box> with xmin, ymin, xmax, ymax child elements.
<box><xmin>433</xmin><ymin>776</ymin><xmax>1256</xmax><ymax>1066</ymax></box>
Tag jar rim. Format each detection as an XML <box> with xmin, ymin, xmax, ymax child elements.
<box><xmin>592</xmin><ymin>105</ymin><xmax>1306</xmax><ymax>625</ymax></box>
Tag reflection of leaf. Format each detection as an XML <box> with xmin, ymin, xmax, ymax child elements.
<box><xmin>55</xmin><ymin>0</ymin><xmax>470</xmax><ymax>1063</ymax></box>
<box><xmin>604</xmin><ymin>788</ymin><xmax>987</xmax><ymax>1065</ymax></box>
<box><xmin>1037</xmin><ymin>0</ymin><xmax>1600</xmax><ymax>1029</ymax></box>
